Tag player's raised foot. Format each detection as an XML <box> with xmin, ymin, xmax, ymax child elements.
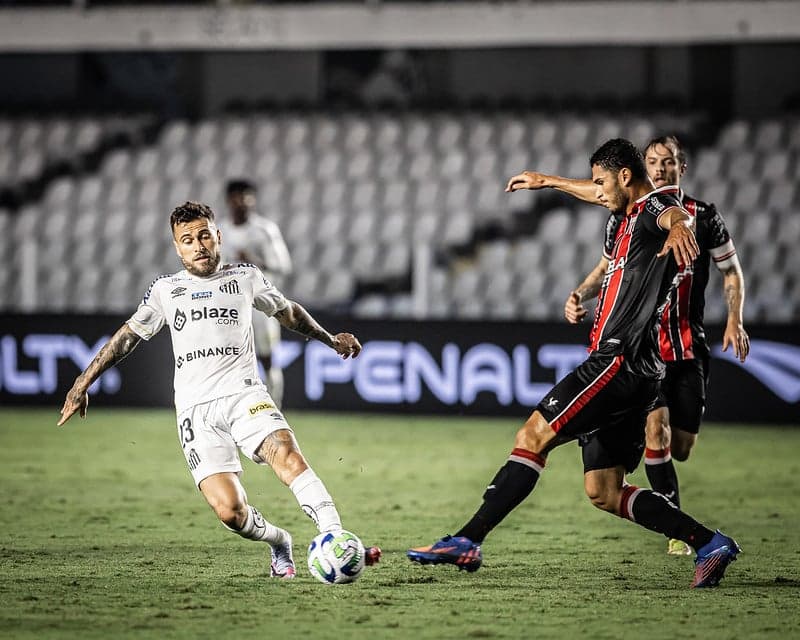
<box><xmin>667</xmin><ymin>538</ymin><xmax>692</xmax><ymax>556</ymax></box>
<box><xmin>365</xmin><ymin>545</ymin><xmax>382</xmax><ymax>566</ymax></box>
<box><xmin>691</xmin><ymin>530</ymin><xmax>741</xmax><ymax>588</ymax></box>
<box><xmin>270</xmin><ymin>531</ymin><xmax>296</xmax><ymax>579</ymax></box>
<box><xmin>407</xmin><ymin>535</ymin><xmax>482</xmax><ymax>572</ymax></box>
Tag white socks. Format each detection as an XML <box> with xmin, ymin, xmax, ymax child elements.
<box><xmin>227</xmin><ymin>506</ymin><xmax>287</xmax><ymax>546</ymax></box>
<box><xmin>289</xmin><ymin>468</ymin><xmax>342</xmax><ymax>532</ymax></box>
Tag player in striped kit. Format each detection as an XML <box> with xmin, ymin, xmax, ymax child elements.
<box><xmin>58</xmin><ymin>201</ymin><xmax>380</xmax><ymax>578</ymax></box>
<box><xmin>408</xmin><ymin>139</ymin><xmax>739</xmax><ymax>588</ymax></box>
<box><xmin>508</xmin><ymin>136</ymin><xmax>749</xmax><ymax>555</ymax></box>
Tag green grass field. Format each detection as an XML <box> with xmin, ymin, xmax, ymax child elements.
<box><xmin>1</xmin><ymin>408</ymin><xmax>799</xmax><ymax>639</ymax></box>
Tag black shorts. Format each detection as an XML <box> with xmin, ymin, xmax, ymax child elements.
<box><xmin>535</xmin><ymin>353</ymin><xmax>659</xmax><ymax>474</ymax></box>
<box><xmin>652</xmin><ymin>356</ymin><xmax>709</xmax><ymax>434</ymax></box>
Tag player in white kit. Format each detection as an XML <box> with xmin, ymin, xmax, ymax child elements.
<box><xmin>58</xmin><ymin>201</ymin><xmax>380</xmax><ymax>578</ymax></box>
<box><xmin>224</xmin><ymin>180</ymin><xmax>292</xmax><ymax>407</ymax></box>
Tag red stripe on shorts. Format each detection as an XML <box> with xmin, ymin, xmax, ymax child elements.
<box><xmin>549</xmin><ymin>355</ymin><xmax>624</xmax><ymax>433</ymax></box>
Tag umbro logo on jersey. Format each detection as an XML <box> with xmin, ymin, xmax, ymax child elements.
<box><xmin>171</xmin><ymin>287</ymin><xmax>187</xmax><ymax>298</ymax></box>
<box><xmin>219</xmin><ymin>279</ymin><xmax>241</xmax><ymax>295</ymax></box>
<box><xmin>174</xmin><ymin>308</ymin><xmax>187</xmax><ymax>331</ymax></box>
<box><xmin>191</xmin><ymin>291</ymin><xmax>213</xmax><ymax>300</ymax></box>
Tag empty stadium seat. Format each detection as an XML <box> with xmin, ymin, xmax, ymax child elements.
<box><xmin>752</xmin><ymin>120</ymin><xmax>784</xmax><ymax>151</ymax></box>
<box><xmin>717</xmin><ymin>120</ymin><xmax>750</xmax><ymax>150</ymax></box>
<box><xmin>3</xmin><ymin>110</ymin><xmax>797</xmax><ymax>322</ymax></box>
<box><xmin>692</xmin><ymin>149</ymin><xmax>725</xmax><ymax>182</ymax></box>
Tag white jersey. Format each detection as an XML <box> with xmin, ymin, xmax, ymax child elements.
<box><xmin>127</xmin><ymin>263</ymin><xmax>288</xmax><ymax>414</ymax></box>
<box><xmin>223</xmin><ymin>215</ymin><xmax>292</xmax><ymax>283</ymax></box>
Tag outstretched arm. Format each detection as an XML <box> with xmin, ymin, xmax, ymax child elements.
<box><xmin>505</xmin><ymin>171</ymin><xmax>599</xmax><ymax>204</ymax></box>
<box><xmin>565</xmin><ymin>257</ymin><xmax>609</xmax><ymax>324</ymax></box>
<box><xmin>58</xmin><ymin>324</ymin><xmax>142</xmax><ymax>426</ymax></box>
<box><xmin>274</xmin><ymin>300</ymin><xmax>361</xmax><ymax>359</ymax></box>
<box><xmin>718</xmin><ymin>256</ymin><xmax>749</xmax><ymax>362</ymax></box>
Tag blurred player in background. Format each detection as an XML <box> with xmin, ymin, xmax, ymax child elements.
<box><xmin>225</xmin><ymin>180</ymin><xmax>292</xmax><ymax>407</ymax></box>
<box><xmin>409</xmin><ymin>139</ymin><xmax>740</xmax><ymax>589</ymax></box>
<box><xmin>58</xmin><ymin>201</ymin><xmax>379</xmax><ymax>578</ymax></box>
<box><xmin>504</xmin><ymin>135</ymin><xmax>749</xmax><ymax>556</ymax></box>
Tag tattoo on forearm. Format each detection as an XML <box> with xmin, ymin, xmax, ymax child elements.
<box><xmin>720</xmin><ymin>263</ymin><xmax>745</xmax><ymax>318</ymax></box>
<box><xmin>285</xmin><ymin>304</ymin><xmax>333</xmax><ymax>345</ymax></box>
<box><xmin>77</xmin><ymin>327</ymin><xmax>140</xmax><ymax>387</ymax></box>
<box><xmin>724</xmin><ymin>283</ymin><xmax>739</xmax><ymax>311</ymax></box>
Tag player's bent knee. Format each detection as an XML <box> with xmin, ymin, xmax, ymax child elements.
<box><xmin>671</xmin><ymin>431</ymin><xmax>696</xmax><ymax>461</ymax></box>
<box><xmin>214</xmin><ymin>502</ymin><xmax>248</xmax><ymax>530</ymax></box>
<box><xmin>583</xmin><ymin>470</ymin><xmax>624</xmax><ymax>515</ymax></box>
<box><xmin>584</xmin><ymin>485</ymin><xmax>619</xmax><ymax>513</ymax></box>
<box><xmin>672</xmin><ymin>443</ymin><xmax>692</xmax><ymax>462</ymax></box>
<box><xmin>515</xmin><ymin>412</ymin><xmax>555</xmax><ymax>454</ymax></box>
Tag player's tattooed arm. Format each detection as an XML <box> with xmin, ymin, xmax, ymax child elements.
<box><xmin>275</xmin><ymin>301</ymin><xmax>362</xmax><ymax>359</ymax></box>
<box><xmin>720</xmin><ymin>257</ymin><xmax>749</xmax><ymax>362</ymax></box>
<box><xmin>57</xmin><ymin>324</ymin><xmax>142</xmax><ymax>426</ymax></box>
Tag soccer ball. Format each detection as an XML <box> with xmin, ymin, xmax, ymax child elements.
<box><xmin>307</xmin><ymin>530</ymin><xmax>366</xmax><ymax>585</ymax></box>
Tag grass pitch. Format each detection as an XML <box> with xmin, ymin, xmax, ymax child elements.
<box><xmin>1</xmin><ymin>408</ymin><xmax>799</xmax><ymax>639</ymax></box>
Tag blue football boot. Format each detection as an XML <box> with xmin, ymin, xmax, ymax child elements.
<box><xmin>692</xmin><ymin>530</ymin><xmax>741</xmax><ymax>588</ymax></box>
<box><xmin>407</xmin><ymin>535</ymin><xmax>482</xmax><ymax>572</ymax></box>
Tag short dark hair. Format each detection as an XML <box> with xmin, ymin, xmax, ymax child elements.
<box><xmin>226</xmin><ymin>179</ymin><xmax>256</xmax><ymax>197</ymax></box>
<box><xmin>590</xmin><ymin>138</ymin><xmax>647</xmax><ymax>181</ymax></box>
<box><xmin>644</xmin><ymin>135</ymin><xmax>687</xmax><ymax>166</ymax></box>
<box><xmin>170</xmin><ymin>201</ymin><xmax>215</xmax><ymax>229</ymax></box>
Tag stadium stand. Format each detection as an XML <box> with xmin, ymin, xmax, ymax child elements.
<box><xmin>1</xmin><ymin>109</ymin><xmax>798</xmax><ymax>321</ymax></box>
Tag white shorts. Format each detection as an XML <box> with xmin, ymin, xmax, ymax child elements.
<box><xmin>175</xmin><ymin>386</ymin><xmax>292</xmax><ymax>486</ymax></box>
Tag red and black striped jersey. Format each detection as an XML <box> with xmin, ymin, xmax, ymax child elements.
<box><xmin>589</xmin><ymin>186</ymin><xmax>683</xmax><ymax>378</ymax></box>
<box><xmin>601</xmin><ymin>190</ymin><xmax>736</xmax><ymax>362</ymax></box>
